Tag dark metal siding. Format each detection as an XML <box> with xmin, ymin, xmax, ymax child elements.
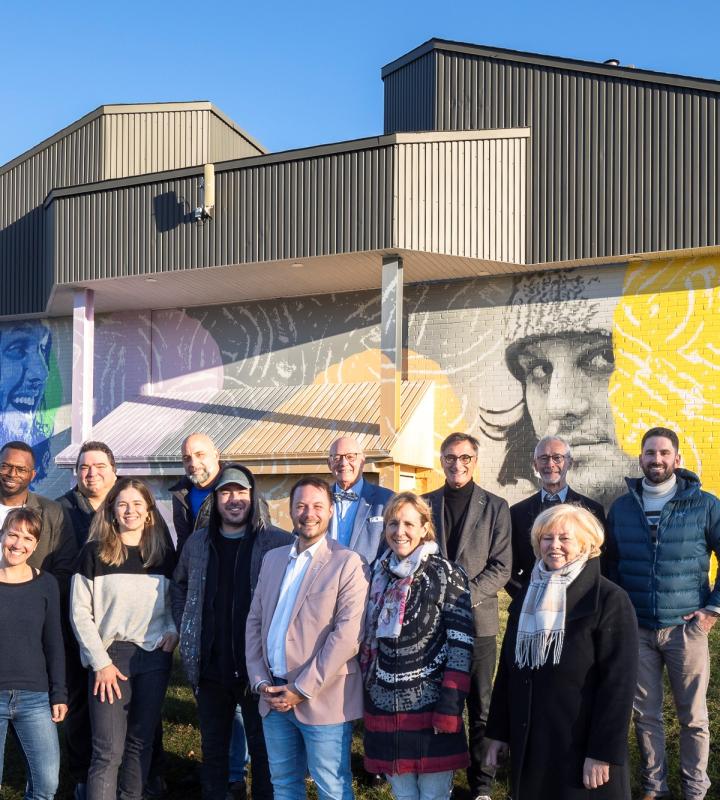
<box><xmin>0</xmin><ymin>118</ymin><xmax>103</xmax><ymax>315</ymax></box>
<box><xmin>50</xmin><ymin>146</ymin><xmax>395</xmax><ymax>282</ymax></box>
<box><xmin>383</xmin><ymin>52</ymin><xmax>436</xmax><ymax>135</ymax></box>
<box><xmin>384</xmin><ymin>49</ymin><xmax>720</xmax><ymax>263</ymax></box>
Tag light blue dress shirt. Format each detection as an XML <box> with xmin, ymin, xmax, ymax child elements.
<box><xmin>330</xmin><ymin>478</ymin><xmax>364</xmax><ymax>547</ymax></box>
<box><xmin>541</xmin><ymin>485</ymin><xmax>569</xmax><ymax>502</ymax></box>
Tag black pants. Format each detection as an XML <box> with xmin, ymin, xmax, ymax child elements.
<box><xmin>65</xmin><ymin>641</ymin><xmax>166</xmax><ymax>787</ymax></box>
<box><xmin>87</xmin><ymin>643</ymin><xmax>172</xmax><ymax>800</ymax></box>
<box><xmin>64</xmin><ymin>639</ymin><xmax>93</xmax><ymax>784</ymax></box>
<box><xmin>197</xmin><ymin>679</ymin><xmax>273</xmax><ymax>800</ymax></box>
<box><xmin>466</xmin><ymin>635</ymin><xmax>497</xmax><ymax>794</ymax></box>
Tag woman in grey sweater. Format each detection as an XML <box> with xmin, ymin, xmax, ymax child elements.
<box><xmin>71</xmin><ymin>478</ymin><xmax>177</xmax><ymax>800</ymax></box>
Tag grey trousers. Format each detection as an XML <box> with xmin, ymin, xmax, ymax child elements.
<box><xmin>634</xmin><ymin>622</ymin><xmax>711</xmax><ymax>799</ymax></box>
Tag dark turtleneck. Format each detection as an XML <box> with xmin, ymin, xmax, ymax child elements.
<box><xmin>443</xmin><ymin>480</ymin><xmax>474</xmax><ymax>561</ymax></box>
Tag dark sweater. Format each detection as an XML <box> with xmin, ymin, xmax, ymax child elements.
<box><xmin>443</xmin><ymin>481</ymin><xmax>475</xmax><ymax>561</ymax></box>
<box><xmin>203</xmin><ymin>532</ymin><xmax>253</xmax><ymax>684</ymax></box>
<box><xmin>0</xmin><ymin>570</ymin><xmax>67</xmax><ymax>704</ymax></box>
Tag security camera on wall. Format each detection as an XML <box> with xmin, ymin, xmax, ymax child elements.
<box><xmin>193</xmin><ymin>163</ymin><xmax>215</xmax><ymax>221</ymax></box>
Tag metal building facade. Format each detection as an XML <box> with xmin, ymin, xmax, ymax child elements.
<box><xmin>383</xmin><ymin>40</ymin><xmax>720</xmax><ymax>264</ymax></box>
<box><xmin>0</xmin><ymin>103</ymin><xmax>264</xmax><ymax>316</ymax></box>
<box><xmin>45</xmin><ymin>129</ymin><xmax>527</xmax><ymax>298</ymax></box>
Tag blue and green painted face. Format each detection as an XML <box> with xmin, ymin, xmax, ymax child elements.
<box><xmin>0</xmin><ymin>320</ymin><xmax>57</xmax><ymax>483</ymax></box>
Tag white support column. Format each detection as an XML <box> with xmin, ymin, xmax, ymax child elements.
<box><xmin>380</xmin><ymin>254</ymin><xmax>403</xmax><ymax>442</ymax></box>
<box><xmin>71</xmin><ymin>289</ymin><xmax>94</xmax><ymax>446</ymax></box>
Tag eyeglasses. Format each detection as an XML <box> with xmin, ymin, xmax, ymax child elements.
<box><xmin>535</xmin><ymin>454</ymin><xmax>569</xmax><ymax>465</ymax></box>
<box><xmin>329</xmin><ymin>453</ymin><xmax>359</xmax><ymax>465</ymax></box>
<box><xmin>441</xmin><ymin>454</ymin><xmax>475</xmax><ymax>466</ymax></box>
<box><xmin>0</xmin><ymin>462</ymin><xmax>32</xmax><ymax>477</ymax></box>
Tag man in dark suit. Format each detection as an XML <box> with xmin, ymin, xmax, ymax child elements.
<box><xmin>423</xmin><ymin>432</ymin><xmax>512</xmax><ymax>800</ymax></box>
<box><xmin>507</xmin><ymin>435</ymin><xmax>606</xmax><ymax>599</ymax></box>
<box><xmin>327</xmin><ymin>435</ymin><xmax>393</xmax><ymax>565</ymax></box>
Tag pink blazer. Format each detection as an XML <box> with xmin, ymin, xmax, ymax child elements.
<box><xmin>245</xmin><ymin>535</ymin><xmax>370</xmax><ymax>725</ymax></box>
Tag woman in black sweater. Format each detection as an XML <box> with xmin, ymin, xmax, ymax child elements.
<box><xmin>0</xmin><ymin>507</ymin><xmax>67</xmax><ymax>799</ymax></box>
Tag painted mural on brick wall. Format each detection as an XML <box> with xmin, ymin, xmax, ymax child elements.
<box><xmin>0</xmin><ymin>318</ymin><xmax>71</xmax><ymax>496</ymax></box>
<box><xmin>7</xmin><ymin>255</ymin><xmax>720</xmax><ymax>527</ymax></box>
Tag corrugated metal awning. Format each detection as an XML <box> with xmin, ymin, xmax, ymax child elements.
<box><xmin>55</xmin><ymin>381</ymin><xmax>436</xmax><ymax>475</ymax></box>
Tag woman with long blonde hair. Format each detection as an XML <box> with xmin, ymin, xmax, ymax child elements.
<box><xmin>71</xmin><ymin>478</ymin><xmax>177</xmax><ymax>800</ymax></box>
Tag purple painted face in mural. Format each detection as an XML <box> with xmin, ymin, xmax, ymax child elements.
<box><xmin>0</xmin><ymin>322</ymin><xmax>51</xmax><ymax>443</ymax></box>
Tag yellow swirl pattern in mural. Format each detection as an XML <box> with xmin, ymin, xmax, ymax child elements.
<box><xmin>611</xmin><ymin>255</ymin><xmax>720</xmax><ymax>579</ymax></box>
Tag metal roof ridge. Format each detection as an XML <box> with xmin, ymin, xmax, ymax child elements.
<box><xmin>381</xmin><ymin>37</ymin><xmax>720</xmax><ymax>94</ymax></box>
<box><xmin>43</xmin><ymin>128</ymin><xmax>527</xmax><ymax>207</ymax></box>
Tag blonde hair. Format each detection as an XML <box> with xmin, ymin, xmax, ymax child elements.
<box><xmin>383</xmin><ymin>492</ymin><xmax>436</xmax><ymax>543</ymax></box>
<box><xmin>88</xmin><ymin>478</ymin><xmax>167</xmax><ymax>568</ymax></box>
<box><xmin>530</xmin><ymin>504</ymin><xmax>604</xmax><ymax>560</ymax></box>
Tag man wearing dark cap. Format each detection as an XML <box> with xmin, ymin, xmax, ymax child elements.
<box><xmin>172</xmin><ymin>464</ymin><xmax>291</xmax><ymax>800</ymax></box>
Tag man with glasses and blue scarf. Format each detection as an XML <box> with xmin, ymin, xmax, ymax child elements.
<box><xmin>507</xmin><ymin>435</ymin><xmax>606</xmax><ymax>599</ymax></box>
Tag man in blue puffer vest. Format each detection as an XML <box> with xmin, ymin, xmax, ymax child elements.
<box><xmin>606</xmin><ymin>427</ymin><xmax>720</xmax><ymax>800</ymax></box>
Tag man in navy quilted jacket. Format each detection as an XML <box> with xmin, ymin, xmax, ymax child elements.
<box><xmin>606</xmin><ymin>427</ymin><xmax>720</xmax><ymax>800</ymax></box>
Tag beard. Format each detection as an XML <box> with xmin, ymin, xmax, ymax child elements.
<box><xmin>642</xmin><ymin>464</ymin><xmax>676</xmax><ymax>485</ymax></box>
<box><xmin>188</xmin><ymin>468</ymin><xmax>211</xmax><ymax>486</ymax></box>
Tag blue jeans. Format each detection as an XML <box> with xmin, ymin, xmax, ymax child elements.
<box><xmin>386</xmin><ymin>770</ymin><xmax>454</xmax><ymax>800</ymax></box>
<box><xmin>229</xmin><ymin>704</ymin><xmax>249</xmax><ymax>783</ymax></box>
<box><xmin>0</xmin><ymin>690</ymin><xmax>60</xmax><ymax>800</ymax></box>
<box><xmin>262</xmin><ymin>710</ymin><xmax>353</xmax><ymax>800</ymax></box>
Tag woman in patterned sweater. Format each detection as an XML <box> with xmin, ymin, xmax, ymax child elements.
<box><xmin>360</xmin><ymin>492</ymin><xmax>474</xmax><ymax>800</ymax></box>
<box><xmin>71</xmin><ymin>478</ymin><xmax>178</xmax><ymax>800</ymax></box>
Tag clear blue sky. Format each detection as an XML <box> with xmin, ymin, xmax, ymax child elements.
<box><xmin>3</xmin><ymin>0</ymin><xmax>719</xmax><ymax>166</ymax></box>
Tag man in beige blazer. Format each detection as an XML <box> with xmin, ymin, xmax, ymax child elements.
<box><xmin>245</xmin><ymin>476</ymin><xmax>370</xmax><ymax>800</ymax></box>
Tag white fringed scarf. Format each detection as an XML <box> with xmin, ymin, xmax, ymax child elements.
<box><xmin>515</xmin><ymin>555</ymin><xmax>588</xmax><ymax>669</ymax></box>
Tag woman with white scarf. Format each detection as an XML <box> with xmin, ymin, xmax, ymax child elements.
<box><xmin>485</xmin><ymin>504</ymin><xmax>638</xmax><ymax>799</ymax></box>
<box><xmin>360</xmin><ymin>492</ymin><xmax>474</xmax><ymax>800</ymax></box>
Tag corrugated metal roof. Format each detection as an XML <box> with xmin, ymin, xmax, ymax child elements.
<box><xmin>55</xmin><ymin>381</ymin><xmax>433</xmax><ymax>469</ymax></box>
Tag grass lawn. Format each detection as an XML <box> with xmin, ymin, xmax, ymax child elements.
<box><xmin>2</xmin><ymin>599</ymin><xmax>718</xmax><ymax>799</ymax></box>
